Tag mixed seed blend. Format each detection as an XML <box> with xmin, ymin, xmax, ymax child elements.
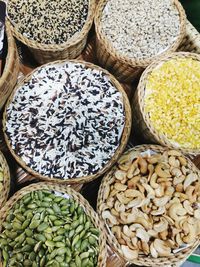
<box><xmin>5</xmin><ymin>62</ymin><xmax>125</xmax><ymax>179</ymax></box>
<box><xmin>101</xmin><ymin>0</ymin><xmax>180</xmax><ymax>59</ymax></box>
<box><xmin>7</xmin><ymin>0</ymin><xmax>89</xmax><ymax>44</ymax></box>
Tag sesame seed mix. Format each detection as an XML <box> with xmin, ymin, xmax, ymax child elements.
<box><xmin>7</xmin><ymin>0</ymin><xmax>89</xmax><ymax>44</ymax></box>
<box><xmin>101</xmin><ymin>0</ymin><xmax>180</xmax><ymax>59</ymax></box>
<box><xmin>5</xmin><ymin>62</ymin><xmax>125</xmax><ymax>179</ymax></box>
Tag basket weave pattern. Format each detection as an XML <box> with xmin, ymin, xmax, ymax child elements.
<box><xmin>97</xmin><ymin>144</ymin><xmax>200</xmax><ymax>267</ymax></box>
<box><xmin>0</xmin><ymin>20</ymin><xmax>19</xmax><ymax>110</ymax></box>
<box><xmin>0</xmin><ymin>182</ymin><xmax>107</xmax><ymax>266</ymax></box>
<box><xmin>0</xmin><ymin>150</ymin><xmax>10</xmax><ymax>209</ymax></box>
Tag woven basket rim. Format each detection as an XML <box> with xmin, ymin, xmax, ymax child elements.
<box><xmin>95</xmin><ymin>0</ymin><xmax>186</xmax><ymax>67</ymax></box>
<box><xmin>97</xmin><ymin>144</ymin><xmax>200</xmax><ymax>266</ymax></box>
<box><xmin>3</xmin><ymin>59</ymin><xmax>131</xmax><ymax>184</ymax></box>
<box><xmin>0</xmin><ymin>149</ymin><xmax>10</xmax><ymax>208</ymax></box>
<box><xmin>0</xmin><ymin>20</ymin><xmax>16</xmax><ymax>89</ymax></box>
<box><xmin>135</xmin><ymin>51</ymin><xmax>200</xmax><ymax>156</ymax></box>
<box><xmin>7</xmin><ymin>0</ymin><xmax>96</xmax><ymax>51</ymax></box>
<box><xmin>0</xmin><ymin>182</ymin><xmax>107</xmax><ymax>267</ymax></box>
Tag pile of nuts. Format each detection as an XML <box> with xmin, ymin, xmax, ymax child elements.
<box><xmin>0</xmin><ymin>190</ymin><xmax>100</xmax><ymax>267</ymax></box>
<box><xmin>99</xmin><ymin>148</ymin><xmax>200</xmax><ymax>260</ymax></box>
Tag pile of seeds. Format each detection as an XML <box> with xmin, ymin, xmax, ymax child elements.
<box><xmin>144</xmin><ymin>58</ymin><xmax>200</xmax><ymax>149</ymax></box>
<box><xmin>100</xmin><ymin>149</ymin><xmax>200</xmax><ymax>260</ymax></box>
<box><xmin>0</xmin><ymin>190</ymin><xmax>100</xmax><ymax>267</ymax></box>
<box><xmin>101</xmin><ymin>0</ymin><xmax>180</xmax><ymax>59</ymax></box>
<box><xmin>7</xmin><ymin>0</ymin><xmax>89</xmax><ymax>44</ymax></box>
<box><xmin>5</xmin><ymin>62</ymin><xmax>125</xmax><ymax>179</ymax></box>
<box><xmin>0</xmin><ymin>165</ymin><xmax>3</xmax><ymax>193</ymax></box>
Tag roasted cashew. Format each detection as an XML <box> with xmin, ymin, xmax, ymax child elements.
<box><xmin>111</xmin><ymin>208</ymin><xmax>119</xmax><ymax>217</ymax></box>
<box><xmin>168</xmin><ymin>150</ymin><xmax>182</xmax><ymax>157</ymax></box>
<box><xmin>127</xmin><ymin>161</ymin><xmax>138</xmax><ymax>178</ymax></box>
<box><xmin>127</xmin><ymin>176</ymin><xmax>140</xmax><ymax>188</ymax></box>
<box><xmin>178</xmin><ymin>156</ymin><xmax>187</xmax><ymax>166</ymax></box>
<box><xmin>175</xmin><ymin>184</ymin><xmax>183</xmax><ymax>193</ymax></box>
<box><xmin>146</xmin><ymin>154</ymin><xmax>161</xmax><ymax>164</ymax></box>
<box><xmin>116</xmin><ymin>193</ymin><xmax>130</xmax><ymax>205</ymax></box>
<box><xmin>141</xmin><ymin>241</ymin><xmax>150</xmax><ymax>255</ymax></box>
<box><xmin>175</xmin><ymin>233</ymin><xmax>184</xmax><ymax>246</ymax></box>
<box><xmin>138</xmin><ymin>157</ymin><xmax>148</xmax><ymax>174</ymax></box>
<box><xmin>155</xmin><ymin>163</ymin><xmax>171</xmax><ymax>178</ymax></box>
<box><xmin>136</xmin><ymin>183</ymin><xmax>145</xmax><ymax>194</ymax></box>
<box><xmin>112</xmin><ymin>225</ymin><xmax>122</xmax><ymax>239</ymax></box>
<box><xmin>169</xmin><ymin>156</ymin><xmax>180</xmax><ymax>168</ymax></box>
<box><xmin>150</xmin><ymin>173</ymin><xmax>159</xmax><ymax>189</ymax></box>
<box><xmin>114</xmin><ymin>183</ymin><xmax>127</xmax><ymax>191</ymax></box>
<box><xmin>115</xmin><ymin>170</ymin><xmax>127</xmax><ymax>181</ymax></box>
<box><xmin>186</xmin><ymin>186</ymin><xmax>197</xmax><ymax>203</ymax></box>
<box><xmin>125</xmin><ymin>189</ymin><xmax>144</xmax><ymax>199</ymax></box>
<box><xmin>147</xmin><ymin>164</ymin><xmax>154</xmax><ymax>182</ymax></box>
<box><xmin>159</xmin><ymin>230</ymin><xmax>168</xmax><ymax>240</ymax></box>
<box><xmin>171</xmin><ymin>168</ymin><xmax>183</xmax><ymax>178</ymax></box>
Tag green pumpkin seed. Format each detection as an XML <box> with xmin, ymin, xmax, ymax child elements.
<box><xmin>56</xmin><ymin>247</ymin><xmax>68</xmax><ymax>255</ymax></box>
<box><xmin>75</xmin><ymin>255</ymin><xmax>82</xmax><ymax>267</ymax></box>
<box><xmin>40</xmin><ymin>255</ymin><xmax>46</xmax><ymax>267</ymax></box>
<box><xmin>22</xmin><ymin>219</ymin><xmax>31</xmax><ymax>229</ymax></box>
<box><xmin>30</xmin><ymin>220</ymin><xmax>40</xmax><ymax>229</ymax></box>
<box><xmin>27</xmin><ymin>203</ymin><xmax>37</xmax><ymax>209</ymax></box>
<box><xmin>29</xmin><ymin>251</ymin><xmax>36</xmax><ymax>261</ymax></box>
<box><xmin>26</xmin><ymin>237</ymin><xmax>36</xmax><ymax>245</ymax></box>
<box><xmin>37</xmin><ymin>223</ymin><xmax>49</xmax><ymax>232</ymax></box>
<box><xmin>21</xmin><ymin>244</ymin><xmax>32</xmax><ymax>252</ymax></box>
<box><xmin>54</xmin><ymin>220</ymin><xmax>64</xmax><ymax>226</ymax></box>
<box><xmin>12</xmin><ymin>222</ymin><xmax>22</xmax><ymax>231</ymax></box>
<box><xmin>2</xmin><ymin>250</ymin><xmax>9</xmax><ymax>261</ymax></box>
<box><xmin>16</xmin><ymin>253</ymin><xmax>24</xmax><ymax>261</ymax></box>
<box><xmin>35</xmin><ymin>234</ymin><xmax>46</xmax><ymax>242</ymax></box>
<box><xmin>80</xmin><ymin>252</ymin><xmax>89</xmax><ymax>259</ymax></box>
<box><xmin>45</xmin><ymin>240</ymin><xmax>55</xmax><ymax>247</ymax></box>
<box><xmin>34</xmin><ymin>241</ymin><xmax>43</xmax><ymax>253</ymax></box>
<box><xmin>72</xmin><ymin>234</ymin><xmax>79</xmax><ymax>247</ymax></box>
<box><xmin>25</xmin><ymin>229</ymin><xmax>33</xmax><ymax>237</ymax></box>
<box><xmin>55</xmin><ymin>241</ymin><xmax>65</xmax><ymax>247</ymax></box>
<box><xmin>24</xmin><ymin>259</ymin><xmax>32</xmax><ymax>266</ymax></box>
<box><xmin>52</xmin><ymin>203</ymin><xmax>61</xmax><ymax>213</ymax></box>
<box><xmin>57</xmin><ymin>228</ymin><xmax>65</xmax><ymax>235</ymax></box>
<box><xmin>46</xmin><ymin>208</ymin><xmax>55</xmax><ymax>215</ymax></box>
<box><xmin>82</xmin><ymin>258</ymin><xmax>90</xmax><ymax>267</ymax></box>
<box><xmin>53</xmin><ymin>235</ymin><xmax>63</xmax><ymax>242</ymax></box>
<box><xmin>55</xmin><ymin>255</ymin><xmax>64</xmax><ymax>263</ymax></box>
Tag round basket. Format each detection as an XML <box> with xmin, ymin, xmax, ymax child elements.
<box><xmin>3</xmin><ymin>59</ymin><xmax>131</xmax><ymax>184</ymax></box>
<box><xmin>0</xmin><ymin>150</ymin><xmax>10</xmax><ymax>209</ymax></box>
<box><xmin>7</xmin><ymin>0</ymin><xmax>96</xmax><ymax>65</ymax></box>
<box><xmin>0</xmin><ymin>182</ymin><xmax>107</xmax><ymax>266</ymax></box>
<box><xmin>133</xmin><ymin>52</ymin><xmax>200</xmax><ymax>158</ymax></box>
<box><xmin>95</xmin><ymin>0</ymin><xmax>186</xmax><ymax>83</ymax></box>
<box><xmin>97</xmin><ymin>144</ymin><xmax>200</xmax><ymax>267</ymax></box>
<box><xmin>0</xmin><ymin>20</ymin><xmax>19</xmax><ymax>110</ymax></box>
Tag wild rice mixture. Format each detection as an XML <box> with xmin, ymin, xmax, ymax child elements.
<box><xmin>101</xmin><ymin>0</ymin><xmax>180</xmax><ymax>59</ymax></box>
<box><xmin>5</xmin><ymin>62</ymin><xmax>125</xmax><ymax>179</ymax></box>
<box><xmin>7</xmin><ymin>0</ymin><xmax>89</xmax><ymax>44</ymax></box>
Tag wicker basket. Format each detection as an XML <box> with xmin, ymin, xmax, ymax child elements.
<box><xmin>7</xmin><ymin>0</ymin><xmax>96</xmax><ymax>65</ymax></box>
<box><xmin>0</xmin><ymin>150</ymin><xmax>10</xmax><ymax>209</ymax></box>
<box><xmin>132</xmin><ymin>52</ymin><xmax>200</xmax><ymax>158</ymax></box>
<box><xmin>0</xmin><ymin>182</ymin><xmax>107</xmax><ymax>266</ymax></box>
<box><xmin>3</xmin><ymin>60</ymin><xmax>131</xmax><ymax>184</ymax></box>
<box><xmin>97</xmin><ymin>144</ymin><xmax>200</xmax><ymax>267</ymax></box>
<box><xmin>94</xmin><ymin>0</ymin><xmax>186</xmax><ymax>83</ymax></box>
<box><xmin>0</xmin><ymin>20</ymin><xmax>19</xmax><ymax>110</ymax></box>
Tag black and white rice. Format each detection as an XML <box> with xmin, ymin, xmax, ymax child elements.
<box><xmin>5</xmin><ymin>62</ymin><xmax>125</xmax><ymax>180</ymax></box>
<box><xmin>7</xmin><ymin>0</ymin><xmax>89</xmax><ymax>44</ymax></box>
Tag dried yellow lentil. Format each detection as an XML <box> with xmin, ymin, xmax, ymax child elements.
<box><xmin>145</xmin><ymin>58</ymin><xmax>200</xmax><ymax>149</ymax></box>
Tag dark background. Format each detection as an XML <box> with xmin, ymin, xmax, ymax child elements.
<box><xmin>181</xmin><ymin>0</ymin><xmax>200</xmax><ymax>30</ymax></box>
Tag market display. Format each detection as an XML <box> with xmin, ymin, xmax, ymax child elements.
<box><xmin>98</xmin><ymin>147</ymin><xmax>200</xmax><ymax>261</ymax></box>
<box><xmin>7</xmin><ymin>0</ymin><xmax>89</xmax><ymax>44</ymax></box>
<box><xmin>4</xmin><ymin>61</ymin><xmax>125</xmax><ymax>180</ymax></box>
<box><xmin>144</xmin><ymin>57</ymin><xmax>200</xmax><ymax>150</ymax></box>
<box><xmin>100</xmin><ymin>0</ymin><xmax>181</xmax><ymax>59</ymax></box>
<box><xmin>0</xmin><ymin>190</ymin><xmax>100</xmax><ymax>266</ymax></box>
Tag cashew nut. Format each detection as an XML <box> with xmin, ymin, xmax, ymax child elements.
<box><xmin>134</xmin><ymin>217</ymin><xmax>151</xmax><ymax>229</ymax></box>
<box><xmin>102</xmin><ymin>210</ymin><xmax>118</xmax><ymax>225</ymax></box>
<box><xmin>138</xmin><ymin>157</ymin><xmax>148</xmax><ymax>174</ymax></box>
<box><xmin>175</xmin><ymin>233</ymin><xmax>184</xmax><ymax>246</ymax></box>
<box><xmin>123</xmin><ymin>225</ymin><xmax>135</xmax><ymax>238</ymax></box>
<box><xmin>112</xmin><ymin>226</ymin><xmax>122</xmax><ymax>239</ymax></box>
<box><xmin>115</xmin><ymin>170</ymin><xmax>127</xmax><ymax>181</ymax></box>
<box><xmin>183</xmin><ymin>173</ymin><xmax>198</xmax><ymax>191</ymax></box>
<box><xmin>183</xmin><ymin>200</ymin><xmax>193</xmax><ymax>215</ymax></box>
<box><xmin>127</xmin><ymin>198</ymin><xmax>144</xmax><ymax>209</ymax></box>
<box><xmin>169</xmin><ymin>156</ymin><xmax>180</xmax><ymax>168</ymax></box>
<box><xmin>146</xmin><ymin>154</ymin><xmax>161</xmax><ymax>164</ymax></box>
<box><xmin>153</xmin><ymin>239</ymin><xmax>171</xmax><ymax>257</ymax></box>
<box><xmin>151</xmin><ymin>207</ymin><xmax>165</xmax><ymax>216</ymax></box>
<box><xmin>159</xmin><ymin>230</ymin><xmax>168</xmax><ymax>240</ymax></box>
<box><xmin>155</xmin><ymin>163</ymin><xmax>171</xmax><ymax>178</ymax></box>
<box><xmin>147</xmin><ymin>164</ymin><xmax>154</xmax><ymax>181</ymax></box>
<box><xmin>106</xmin><ymin>197</ymin><xmax>115</xmax><ymax>208</ymax></box>
<box><xmin>153</xmin><ymin>196</ymin><xmax>170</xmax><ymax>207</ymax></box>
<box><xmin>142</xmin><ymin>183</ymin><xmax>155</xmax><ymax>198</ymax></box>
<box><xmin>121</xmin><ymin>245</ymin><xmax>138</xmax><ymax>260</ymax></box>
<box><xmin>114</xmin><ymin>183</ymin><xmax>127</xmax><ymax>191</ymax></box>
<box><xmin>136</xmin><ymin>228</ymin><xmax>150</xmax><ymax>242</ymax></box>
<box><xmin>127</xmin><ymin>161</ymin><xmax>138</xmax><ymax>178</ymax></box>
<box><xmin>150</xmin><ymin>173</ymin><xmax>159</xmax><ymax>189</ymax></box>
<box><xmin>154</xmin><ymin>218</ymin><xmax>168</xmax><ymax>232</ymax></box>
<box><xmin>175</xmin><ymin>184</ymin><xmax>183</xmax><ymax>193</ymax></box>
<box><xmin>155</xmin><ymin>185</ymin><xmax>165</xmax><ymax>197</ymax></box>
<box><xmin>194</xmin><ymin>209</ymin><xmax>200</xmax><ymax>219</ymax></box>
<box><xmin>116</xmin><ymin>193</ymin><xmax>130</xmax><ymax>205</ymax></box>
<box><xmin>186</xmin><ymin>186</ymin><xmax>197</xmax><ymax>203</ymax></box>
<box><xmin>171</xmin><ymin>168</ymin><xmax>183</xmax><ymax>178</ymax></box>
<box><xmin>150</xmin><ymin>242</ymin><xmax>158</xmax><ymax>258</ymax></box>
<box><xmin>168</xmin><ymin>203</ymin><xmax>187</xmax><ymax>221</ymax></box>
<box><xmin>178</xmin><ymin>156</ymin><xmax>187</xmax><ymax>166</ymax></box>
<box><xmin>124</xmin><ymin>189</ymin><xmax>144</xmax><ymax>199</ymax></box>
<box><xmin>127</xmin><ymin>176</ymin><xmax>140</xmax><ymax>188</ymax></box>
<box><xmin>114</xmin><ymin>200</ymin><xmax>125</xmax><ymax>213</ymax></box>
<box><xmin>182</xmin><ymin>223</ymin><xmax>197</xmax><ymax>243</ymax></box>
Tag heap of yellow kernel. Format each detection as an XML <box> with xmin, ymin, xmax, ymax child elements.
<box><xmin>145</xmin><ymin>58</ymin><xmax>200</xmax><ymax>149</ymax></box>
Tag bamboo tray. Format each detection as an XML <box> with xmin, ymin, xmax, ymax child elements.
<box><xmin>0</xmin><ymin>19</ymin><xmax>199</xmax><ymax>267</ymax></box>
